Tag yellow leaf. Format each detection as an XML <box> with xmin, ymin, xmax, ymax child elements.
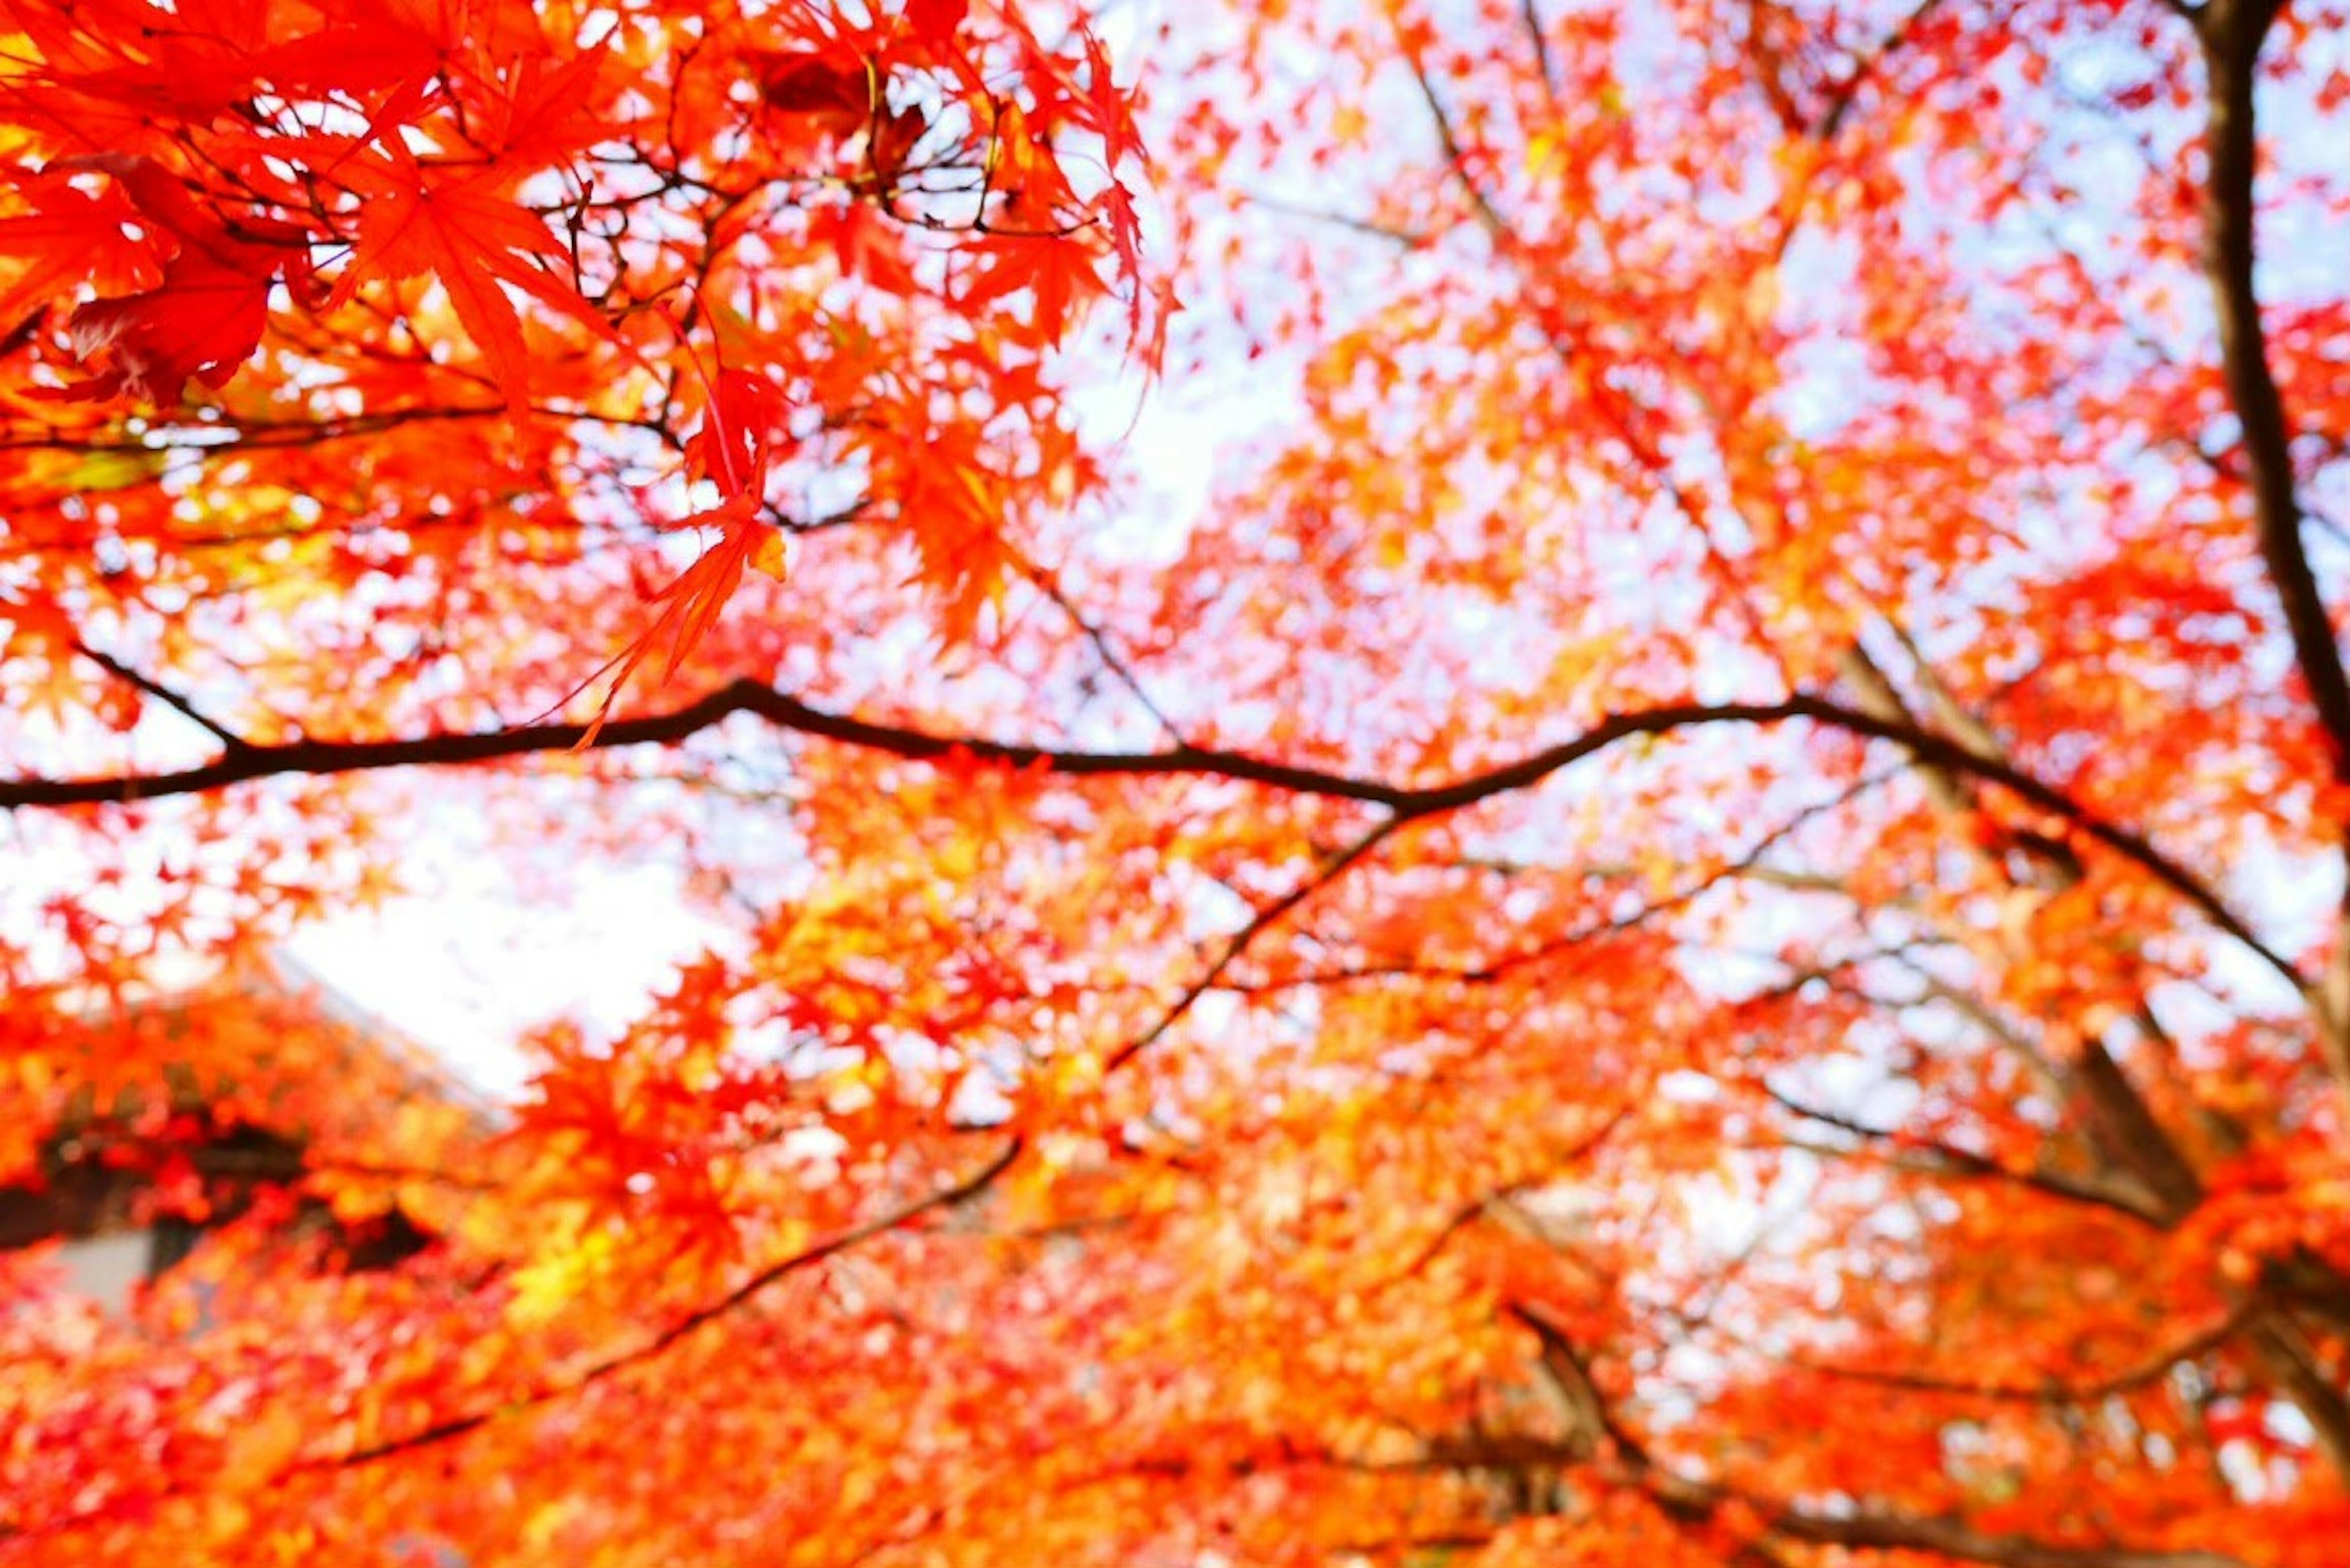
<box><xmin>752</xmin><ymin>527</ymin><xmax>789</xmax><ymax>580</ymax></box>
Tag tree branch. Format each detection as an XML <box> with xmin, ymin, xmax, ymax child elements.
<box><xmin>1742</xmin><ymin>1498</ymin><xmax>2247</xmax><ymax>1568</ymax></box>
<box><xmin>69</xmin><ymin>638</ymin><xmax>251</xmax><ymax>752</ymax></box>
<box><xmin>1813</xmin><ymin>0</ymin><xmax>1946</xmax><ymax>141</ymax></box>
<box><xmin>2185</xmin><ymin>0</ymin><xmax>2350</xmax><ymax>1115</ymax></box>
<box><xmin>1395</xmin><ymin>29</ymin><xmax>1510</xmax><ymax>244</ymax></box>
<box><xmin>314</xmin><ymin>1138</ymin><xmax>1021</xmax><ymax>1468</ymax></box>
<box><xmin>0</xmin><ymin>1137</ymin><xmax>1024</xmax><ymax>1541</ymax></box>
<box><xmin>0</xmin><ymin>678</ymin><xmax>2291</xmax><ymax>985</ymax></box>
<box><xmin>1764</xmin><ymin>1087</ymin><xmax>2172</xmax><ymax>1225</ymax></box>
<box><xmin>1103</xmin><ymin>815</ymin><xmax>1402</xmax><ymax>1074</ymax></box>
<box><xmin>1501</xmin><ymin>1302</ymin><xmax>2250</xmax><ymax>1568</ymax></box>
<box><xmin>1772</xmin><ymin>1301</ymin><xmax>2254</xmax><ymax>1405</ymax></box>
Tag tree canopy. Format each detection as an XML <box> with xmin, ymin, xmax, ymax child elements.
<box><xmin>1</xmin><ymin>0</ymin><xmax>2348</xmax><ymax>1564</ymax></box>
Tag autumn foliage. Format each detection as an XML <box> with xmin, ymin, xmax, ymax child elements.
<box><xmin>2</xmin><ymin>0</ymin><xmax>2349</xmax><ymax>1564</ymax></box>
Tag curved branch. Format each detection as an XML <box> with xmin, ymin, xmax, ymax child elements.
<box><xmin>316</xmin><ymin>1135</ymin><xmax>1023</xmax><ymax>1470</ymax></box>
<box><xmin>1505</xmin><ymin>1304</ymin><xmax>2251</xmax><ymax>1568</ymax></box>
<box><xmin>0</xmin><ymin>679</ymin><xmax>2291</xmax><ymax>983</ymax></box>
<box><xmin>1772</xmin><ymin>1302</ymin><xmax>2254</xmax><ymax>1405</ymax></box>
<box><xmin>1743</xmin><ymin>1500</ymin><xmax>2246</xmax><ymax>1568</ymax></box>
<box><xmin>0</xmin><ymin>676</ymin><xmax>1425</xmax><ymax>811</ymax></box>
<box><xmin>1103</xmin><ymin>814</ymin><xmax>1402</xmax><ymax>1074</ymax></box>
<box><xmin>2193</xmin><ymin>2</ymin><xmax>2344</xmax><ymax>777</ymax></box>
<box><xmin>2185</xmin><ymin>0</ymin><xmax>2350</xmax><ymax>1106</ymax></box>
<box><xmin>0</xmin><ymin>1137</ymin><xmax>1024</xmax><ymax>1542</ymax></box>
<box><xmin>1764</xmin><ymin>1087</ymin><xmax>2173</xmax><ymax>1225</ymax></box>
<box><xmin>69</xmin><ymin>639</ymin><xmax>250</xmax><ymax>752</ymax></box>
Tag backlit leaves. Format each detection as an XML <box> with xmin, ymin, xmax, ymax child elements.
<box><xmin>2</xmin><ymin>1</ymin><xmax>2350</xmax><ymax>1567</ymax></box>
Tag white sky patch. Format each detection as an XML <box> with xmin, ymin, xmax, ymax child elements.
<box><xmin>287</xmin><ymin>835</ymin><xmax>727</xmax><ymax>1100</ymax></box>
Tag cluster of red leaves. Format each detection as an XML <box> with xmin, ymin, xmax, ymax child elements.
<box><xmin>0</xmin><ymin>0</ymin><xmax>1153</xmax><ymax>715</ymax></box>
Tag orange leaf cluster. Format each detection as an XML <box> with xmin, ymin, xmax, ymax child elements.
<box><xmin>0</xmin><ymin>2</ymin><xmax>2348</xmax><ymax>1567</ymax></box>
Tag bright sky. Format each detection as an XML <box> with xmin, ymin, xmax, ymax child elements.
<box><xmin>286</xmin><ymin>853</ymin><xmax>720</xmax><ymax>1100</ymax></box>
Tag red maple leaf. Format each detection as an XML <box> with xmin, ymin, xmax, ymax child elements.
<box><xmin>29</xmin><ymin>154</ymin><xmax>302</xmax><ymax>404</ymax></box>
<box><xmin>575</xmin><ymin>357</ymin><xmax>792</xmax><ymax>740</ymax></box>
<box><xmin>328</xmin><ymin>145</ymin><xmax>613</xmax><ymax>418</ymax></box>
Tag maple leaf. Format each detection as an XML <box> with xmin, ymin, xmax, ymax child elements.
<box><xmin>576</xmin><ymin>360</ymin><xmax>791</xmax><ymax>738</ymax></box>
<box><xmin>0</xmin><ymin>173</ymin><xmax>163</xmax><ymax>329</ymax></box>
<box><xmin>684</xmin><ymin>365</ymin><xmax>790</xmax><ymax>503</ymax></box>
<box><xmin>1</xmin><ymin>0</ymin><xmax>275</xmax><ymax>126</ymax></box>
<box><xmin>463</xmin><ymin>45</ymin><xmax>611</xmax><ymax>170</ymax></box>
<box><xmin>867</xmin><ymin>103</ymin><xmax>931</xmax><ymax>187</ymax></box>
<box><xmin>811</xmin><ymin>202</ymin><xmax>925</xmax><ymax>293</ymax></box>
<box><xmin>239</xmin><ymin>15</ymin><xmax>445</xmax><ymax>151</ymax></box>
<box><xmin>24</xmin><ymin>154</ymin><xmax>300</xmax><ymax>403</ymax></box>
<box><xmin>376</xmin><ymin>0</ymin><xmax>551</xmax><ymax>62</ymax></box>
<box><xmin>755</xmin><ymin>51</ymin><xmax>873</xmax><ymax>137</ymax></box>
<box><xmin>328</xmin><ymin>146</ymin><xmax>612</xmax><ymax>417</ymax></box>
<box><xmin>900</xmin><ymin>0</ymin><xmax>972</xmax><ymax>46</ymax></box>
<box><xmin>59</xmin><ymin>255</ymin><xmax>274</xmax><ymax>404</ymax></box>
